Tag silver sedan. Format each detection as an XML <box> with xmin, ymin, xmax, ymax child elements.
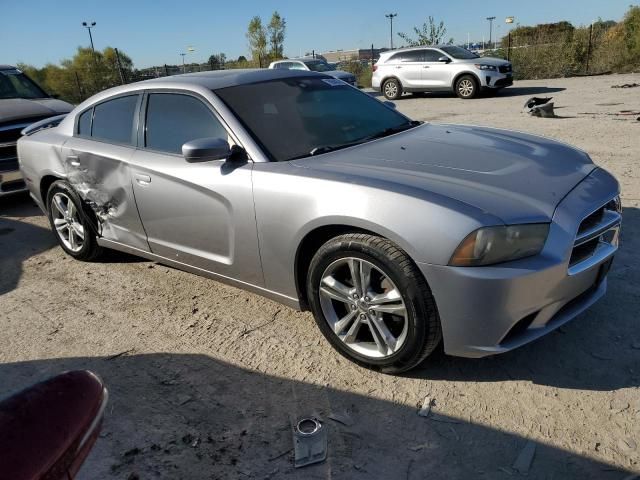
<box><xmin>17</xmin><ymin>69</ymin><xmax>621</xmax><ymax>373</ymax></box>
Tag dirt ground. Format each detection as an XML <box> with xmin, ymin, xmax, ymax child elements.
<box><xmin>1</xmin><ymin>73</ymin><xmax>639</xmax><ymax>479</ymax></box>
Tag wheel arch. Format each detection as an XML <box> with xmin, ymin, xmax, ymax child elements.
<box><xmin>40</xmin><ymin>174</ymin><xmax>62</xmax><ymax>210</ymax></box>
<box><xmin>293</xmin><ymin>222</ymin><xmax>424</xmax><ymax>311</ymax></box>
<box><xmin>452</xmin><ymin>71</ymin><xmax>481</xmax><ymax>90</ymax></box>
<box><xmin>381</xmin><ymin>75</ymin><xmax>403</xmax><ymax>90</ymax></box>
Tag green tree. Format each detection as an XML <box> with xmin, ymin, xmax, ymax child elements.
<box><xmin>398</xmin><ymin>16</ymin><xmax>453</xmax><ymax>46</ymax></box>
<box><xmin>267</xmin><ymin>11</ymin><xmax>286</xmax><ymax>59</ymax></box>
<box><xmin>246</xmin><ymin>16</ymin><xmax>267</xmax><ymax>67</ymax></box>
<box><xmin>208</xmin><ymin>53</ymin><xmax>226</xmax><ymax>70</ymax></box>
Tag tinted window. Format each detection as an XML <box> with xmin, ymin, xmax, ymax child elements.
<box><xmin>389</xmin><ymin>50</ymin><xmax>424</xmax><ymax>62</ymax></box>
<box><xmin>216</xmin><ymin>77</ymin><xmax>414</xmax><ymax>162</ymax></box>
<box><xmin>0</xmin><ymin>69</ymin><xmax>48</xmax><ymax>99</ymax></box>
<box><xmin>145</xmin><ymin>93</ymin><xmax>227</xmax><ymax>154</ymax></box>
<box><xmin>77</xmin><ymin>109</ymin><xmax>92</xmax><ymax>135</ymax></box>
<box><xmin>91</xmin><ymin>95</ymin><xmax>138</xmax><ymax>144</ymax></box>
<box><xmin>440</xmin><ymin>46</ymin><xmax>479</xmax><ymax>59</ymax></box>
<box><xmin>424</xmin><ymin>49</ymin><xmax>443</xmax><ymax>62</ymax></box>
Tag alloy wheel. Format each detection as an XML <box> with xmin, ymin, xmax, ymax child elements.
<box><xmin>51</xmin><ymin>192</ymin><xmax>85</xmax><ymax>253</ymax></box>
<box><xmin>384</xmin><ymin>81</ymin><xmax>398</xmax><ymax>98</ymax></box>
<box><xmin>318</xmin><ymin>257</ymin><xmax>408</xmax><ymax>358</ymax></box>
<box><xmin>458</xmin><ymin>79</ymin><xmax>474</xmax><ymax>97</ymax></box>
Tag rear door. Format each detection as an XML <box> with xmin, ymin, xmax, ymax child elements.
<box><xmin>421</xmin><ymin>49</ymin><xmax>454</xmax><ymax>89</ymax></box>
<box><xmin>61</xmin><ymin>93</ymin><xmax>149</xmax><ymax>251</ymax></box>
<box><xmin>128</xmin><ymin>91</ymin><xmax>262</xmax><ymax>284</ymax></box>
<box><xmin>387</xmin><ymin>50</ymin><xmax>425</xmax><ymax>88</ymax></box>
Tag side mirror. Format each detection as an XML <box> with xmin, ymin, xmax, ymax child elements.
<box><xmin>438</xmin><ymin>56</ymin><xmax>451</xmax><ymax>63</ymax></box>
<box><xmin>383</xmin><ymin>101</ymin><xmax>397</xmax><ymax>110</ymax></box>
<box><xmin>182</xmin><ymin>137</ymin><xmax>231</xmax><ymax>162</ymax></box>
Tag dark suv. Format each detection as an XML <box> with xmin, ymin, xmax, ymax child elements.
<box><xmin>0</xmin><ymin>65</ymin><xmax>73</xmax><ymax>197</ymax></box>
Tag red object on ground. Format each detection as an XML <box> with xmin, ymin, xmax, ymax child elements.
<box><xmin>0</xmin><ymin>370</ymin><xmax>107</xmax><ymax>480</ymax></box>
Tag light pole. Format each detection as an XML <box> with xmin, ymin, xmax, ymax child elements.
<box><xmin>486</xmin><ymin>16</ymin><xmax>496</xmax><ymax>49</ymax></box>
<box><xmin>180</xmin><ymin>53</ymin><xmax>186</xmax><ymax>73</ymax></box>
<box><xmin>385</xmin><ymin>13</ymin><xmax>398</xmax><ymax>50</ymax></box>
<box><xmin>82</xmin><ymin>22</ymin><xmax>96</xmax><ymax>53</ymax></box>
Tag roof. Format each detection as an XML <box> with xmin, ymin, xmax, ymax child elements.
<box><xmin>137</xmin><ymin>68</ymin><xmax>328</xmax><ymax>90</ymax></box>
<box><xmin>381</xmin><ymin>45</ymin><xmax>452</xmax><ymax>55</ymax></box>
<box><xmin>0</xmin><ymin>65</ymin><xmax>17</xmax><ymax>70</ymax></box>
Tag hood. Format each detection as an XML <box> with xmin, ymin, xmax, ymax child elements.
<box><xmin>292</xmin><ymin>123</ymin><xmax>595</xmax><ymax>224</ymax></box>
<box><xmin>0</xmin><ymin>98</ymin><xmax>74</xmax><ymax>125</ymax></box>
<box><xmin>327</xmin><ymin>70</ymin><xmax>356</xmax><ymax>80</ymax></box>
<box><xmin>456</xmin><ymin>56</ymin><xmax>509</xmax><ymax>66</ymax></box>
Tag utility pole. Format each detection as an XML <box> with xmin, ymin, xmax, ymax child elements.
<box><xmin>385</xmin><ymin>13</ymin><xmax>398</xmax><ymax>49</ymax></box>
<box><xmin>486</xmin><ymin>16</ymin><xmax>496</xmax><ymax>49</ymax></box>
<box><xmin>586</xmin><ymin>22</ymin><xmax>593</xmax><ymax>74</ymax></box>
<box><xmin>82</xmin><ymin>22</ymin><xmax>96</xmax><ymax>52</ymax></box>
<box><xmin>114</xmin><ymin>48</ymin><xmax>126</xmax><ymax>84</ymax></box>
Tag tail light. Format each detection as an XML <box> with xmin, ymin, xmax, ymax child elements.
<box><xmin>373</xmin><ymin>65</ymin><xmax>378</xmax><ymax>72</ymax></box>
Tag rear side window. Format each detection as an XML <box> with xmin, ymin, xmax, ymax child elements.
<box><xmin>91</xmin><ymin>95</ymin><xmax>138</xmax><ymax>144</ymax></box>
<box><xmin>389</xmin><ymin>50</ymin><xmax>424</xmax><ymax>62</ymax></box>
<box><xmin>145</xmin><ymin>93</ymin><xmax>227</xmax><ymax>154</ymax></box>
<box><xmin>77</xmin><ymin>109</ymin><xmax>92</xmax><ymax>136</ymax></box>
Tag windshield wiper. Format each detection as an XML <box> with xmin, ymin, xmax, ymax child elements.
<box><xmin>290</xmin><ymin>121</ymin><xmax>423</xmax><ymax>160</ymax></box>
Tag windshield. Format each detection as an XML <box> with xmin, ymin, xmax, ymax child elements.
<box><xmin>0</xmin><ymin>69</ymin><xmax>49</xmax><ymax>99</ymax></box>
<box><xmin>216</xmin><ymin>77</ymin><xmax>416</xmax><ymax>162</ymax></box>
<box><xmin>440</xmin><ymin>46</ymin><xmax>479</xmax><ymax>60</ymax></box>
<box><xmin>303</xmin><ymin>61</ymin><xmax>333</xmax><ymax>72</ymax></box>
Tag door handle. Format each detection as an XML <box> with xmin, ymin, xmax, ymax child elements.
<box><xmin>395</xmin><ymin>66</ymin><xmax>402</xmax><ymax>69</ymax></box>
<box><xmin>135</xmin><ymin>174</ymin><xmax>151</xmax><ymax>186</ymax></box>
<box><xmin>67</xmin><ymin>155</ymin><xmax>80</xmax><ymax>167</ymax></box>
<box><xmin>423</xmin><ymin>66</ymin><xmax>430</xmax><ymax>68</ymax></box>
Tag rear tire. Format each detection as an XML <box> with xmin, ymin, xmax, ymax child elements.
<box><xmin>46</xmin><ymin>180</ymin><xmax>104</xmax><ymax>261</ymax></box>
<box><xmin>382</xmin><ymin>78</ymin><xmax>402</xmax><ymax>100</ymax></box>
<box><xmin>455</xmin><ymin>75</ymin><xmax>478</xmax><ymax>99</ymax></box>
<box><xmin>306</xmin><ymin>233</ymin><xmax>442</xmax><ymax>373</ymax></box>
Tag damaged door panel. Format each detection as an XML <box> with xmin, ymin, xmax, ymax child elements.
<box><xmin>61</xmin><ymin>137</ymin><xmax>150</xmax><ymax>251</ymax></box>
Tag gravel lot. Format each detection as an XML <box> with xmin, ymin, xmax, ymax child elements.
<box><xmin>1</xmin><ymin>73</ymin><xmax>639</xmax><ymax>479</ymax></box>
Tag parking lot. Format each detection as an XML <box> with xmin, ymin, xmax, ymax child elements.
<box><xmin>1</xmin><ymin>73</ymin><xmax>639</xmax><ymax>479</ymax></box>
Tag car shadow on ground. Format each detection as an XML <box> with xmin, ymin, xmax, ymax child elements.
<box><xmin>0</xmin><ymin>353</ymin><xmax>635</xmax><ymax>479</ymax></box>
<box><xmin>367</xmin><ymin>86</ymin><xmax>566</xmax><ymax>101</ymax></box>
<box><xmin>410</xmin><ymin>206</ymin><xmax>639</xmax><ymax>392</ymax></box>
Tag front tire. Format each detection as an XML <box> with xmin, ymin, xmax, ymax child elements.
<box><xmin>46</xmin><ymin>180</ymin><xmax>103</xmax><ymax>261</ymax></box>
<box><xmin>455</xmin><ymin>75</ymin><xmax>478</xmax><ymax>99</ymax></box>
<box><xmin>382</xmin><ymin>78</ymin><xmax>402</xmax><ymax>100</ymax></box>
<box><xmin>307</xmin><ymin>233</ymin><xmax>442</xmax><ymax>373</ymax></box>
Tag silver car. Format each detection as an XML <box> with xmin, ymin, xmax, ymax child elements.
<box><xmin>269</xmin><ymin>58</ymin><xmax>357</xmax><ymax>86</ymax></box>
<box><xmin>372</xmin><ymin>45</ymin><xmax>513</xmax><ymax>100</ymax></box>
<box><xmin>18</xmin><ymin>69</ymin><xmax>621</xmax><ymax>373</ymax></box>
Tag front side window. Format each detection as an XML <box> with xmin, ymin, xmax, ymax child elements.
<box><xmin>91</xmin><ymin>95</ymin><xmax>138</xmax><ymax>144</ymax></box>
<box><xmin>216</xmin><ymin>77</ymin><xmax>416</xmax><ymax>162</ymax></box>
<box><xmin>145</xmin><ymin>93</ymin><xmax>227</xmax><ymax>154</ymax></box>
<box><xmin>423</xmin><ymin>49</ymin><xmax>443</xmax><ymax>62</ymax></box>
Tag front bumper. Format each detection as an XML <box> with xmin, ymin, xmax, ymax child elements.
<box><xmin>480</xmin><ymin>70</ymin><xmax>513</xmax><ymax>89</ymax></box>
<box><xmin>420</xmin><ymin>168</ymin><xmax>620</xmax><ymax>358</ymax></box>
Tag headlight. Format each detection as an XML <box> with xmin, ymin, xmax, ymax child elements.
<box><xmin>475</xmin><ymin>64</ymin><xmax>497</xmax><ymax>71</ymax></box>
<box><xmin>449</xmin><ymin>224</ymin><xmax>550</xmax><ymax>267</ymax></box>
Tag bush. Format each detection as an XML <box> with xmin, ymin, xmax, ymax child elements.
<box><xmin>338</xmin><ymin>60</ymin><xmax>373</xmax><ymax>88</ymax></box>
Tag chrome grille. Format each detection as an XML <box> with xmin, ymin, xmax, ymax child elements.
<box><xmin>568</xmin><ymin>198</ymin><xmax>621</xmax><ymax>275</ymax></box>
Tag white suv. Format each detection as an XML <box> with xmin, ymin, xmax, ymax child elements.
<box><xmin>372</xmin><ymin>45</ymin><xmax>513</xmax><ymax>100</ymax></box>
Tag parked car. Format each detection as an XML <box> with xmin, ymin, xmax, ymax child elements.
<box><xmin>18</xmin><ymin>69</ymin><xmax>620</xmax><ymax>373</ymax></box>
<box><xmin>372</xmin><ymin>45</ymin><xmax>513</xmax><ymax>100</ymax></box>
<box><xmin>0</xmin><ymin>65</ymin><xmax>73</xmax><ymax>197</ymax></box>
<box><xmin>269</xmin><ymin>58</ymin><xmax>357</xmax><ymax>86</ymax></box>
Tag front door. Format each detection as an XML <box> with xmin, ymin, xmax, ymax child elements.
<box><xmin>129</xmin><ymin>91</ymin><xmax>263</xmax><ymax>285</ymax></box>
<box><xmin>61</xmin><ymin>93</ymin><xmax>149</xmax><ymax>251</ymax></box>
<box><xmin>420</xmin><ymin>49</ymin><xmax>454</xmax><ymax>89</ymax></box>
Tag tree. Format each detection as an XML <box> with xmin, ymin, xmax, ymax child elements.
<box><xmin>237</xmin><ymin>55</ymin><xmax>247</xmax><ymax>62</ymax></box>
<box><xmin>267</xmin><ymin>11</ymin><xmax>286</xmax><ymax>59</ymax></box>
<box><xmin>246</xmin><ymin>16</ymin><xmax>267</xmax><ymax>67</ymax></box>
<box><xmin>398</xmin><ymin>16</ymin><xmax>453</xmax><ymax>46</ymax></box>
<box><xmin>208</xmin><ymin>53</ymin><xmax>227</xmax><ymax>70</ymax></box>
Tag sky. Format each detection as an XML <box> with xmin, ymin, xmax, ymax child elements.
<box><xmin>1</xmin><ymin>0</ymin><xmax>635</xmax><ymax>69</ymax></box>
